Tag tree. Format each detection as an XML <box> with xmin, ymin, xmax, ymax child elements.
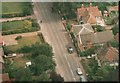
<box><xmin>30</xmin><ymin>55</ymin><xmax>55</xmax><ymax>75</ymax></box>
<box><xmin>14</xmin><ymin>68</ymin><xmax>32</xmax><ymax>81</ymax></box>
<box><xmin>107</xmin><ymin>40</ymin><xmax>119</xmax><ymax>49</ymax></box>
<box><xmin>112</xmin><ymin>24</ymin><xmax>119</xmax><ymax>35</ymax></box>
<box><xmin>33</xmin><ymin>72</ymin><xmax>51</xmax><ymax>81</ymax></box>
<box><xmin>2</xmin><ymin>46</ymin><xmax>13</xmax><ymax>55</ymax></box>
<box><xmin>66</xmin><ymin>22</ymin><xmax>71</xmax><ymax>31</ymax></box>
<box><xmin>92</xmin><ymin>25</ymin><xmax>105</xmax><ymax>32</ymax></box>
<box><xmin>23</xmin><ymin>2</ymin><xmax>32</xmax><ymax>16</ymax></box>
<box><xmin>31</xmin><ymin>43</ymin><xmax>53</xmax><ymax>58</ymax></box>
<box><xmin>50</xmin><ymin>72</ymin><xmax>64</xmax><ymax>81</ymax></box>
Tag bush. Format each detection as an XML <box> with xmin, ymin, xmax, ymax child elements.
<box><xmin>92</xmin><ymin>25</ymin><xmax>105</xmax><ymax>32</ymax></box>
<box><xmin>15</xmin><ymin>35</ymin><xmax>22</xmax><ymax>40</ymax></box>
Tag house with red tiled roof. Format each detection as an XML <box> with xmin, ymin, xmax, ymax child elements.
<box><xmin>77</xmin><ymin>3</ymin><xmax>105</xmax><ymax>26</ymax></box>
<box><xmin>97</xmin><ymin>45</ymin><xmax>119</xmax><ymax>67</ymax></box>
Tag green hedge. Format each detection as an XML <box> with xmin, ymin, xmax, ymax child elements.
<box><xmin>2</xmin><ymin>27</ymin><xmax>39</xmax><ymax>35</ymax></box>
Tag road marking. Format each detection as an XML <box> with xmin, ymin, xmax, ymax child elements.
<box><xmin>64</xmin><ymin>55</ymin><xmax>76</xmax><ymax>81</ymax></box>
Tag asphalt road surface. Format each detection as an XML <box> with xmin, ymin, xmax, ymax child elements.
<box><xmin>33</xmin><ymin>2</ymin><xmax>87</xmax><ymax>82</ymax></box>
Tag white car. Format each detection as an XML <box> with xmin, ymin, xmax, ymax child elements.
<box><xmin>77</xmin><ymin>68</ymin><xmax>82</xmax><ymax>75</ymax></box>
<box><xmin>80</xmin><ymin>75</ymin><xmax>87</xmax><ymax>82</ymax></box>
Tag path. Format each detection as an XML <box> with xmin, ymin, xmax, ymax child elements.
<box><xmin>0</xmin><ymin>15</ymin><xmax>33</xmax><ymax>22</ymax></box>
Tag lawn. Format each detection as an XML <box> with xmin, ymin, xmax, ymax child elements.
<box><xmin>2</xmin><ymin>20</ymin><xmax>26</xmax><ymax>31</ymax></box>
<box><xmin>2</xmin><ymin>19</ymin><xmax>39</xmax><ymax>35</ymax></box>
<box><xmin>2</xmin><ymin>2</ymin><xmax>26</xmax><ymax>15</ymax></box>
<box><xmin>11</xmin><ymin>57</ymin><xmax>30</xmax><ymax>70</ymax></box>
<box><xmin>7</xmin><ymin>35</ymin><xmax>42</xmax><ymax>52</ymax></box>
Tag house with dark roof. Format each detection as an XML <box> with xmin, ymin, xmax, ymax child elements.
<box><xmin>72</xmin><ymin>23</ymin><xmax>114</xmax><ymax>51</ymax></box>
<box><xmin>77</xmin><ymin>3</ymin><xmax>105</xmax><ymax>26</ymax></box>
<box><xmin>96</xmin><ymin>45</ymin><xmax>119</xmax><ymax>67</ymax></box>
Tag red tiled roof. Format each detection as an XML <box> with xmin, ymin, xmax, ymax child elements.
<box><xmin>87</xmin><ymin>6</ymin><xmax>102</xmax><ymax>17</ymax></box>
<box><xmin>77</xmin><ymin>5</ymin><xmax>102</xmax><ymax>24</ymax></box>
<box><xmin>77</xmin><ymin>7</ymin><xmax>86</xmax><ymax>17</ymax></box>
<box><xmin>105</xmin><ymin>47</ymin><xmax>119</xmax><ymax>62</ymax></box>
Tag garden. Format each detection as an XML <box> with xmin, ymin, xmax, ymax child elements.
<box><xmin>2</xmin><ymin>2</ymin><xmax>33</xmax><ymax>18</ymax></box>
<box><xmin>3</xmin><ymin>34</ymin><xmax>43</xmax><ymax>53</ymax></box>
<box><xmin>2</xmin><ymin>19</ymin><xmax>39</xmax><ymax>35</ymax></box>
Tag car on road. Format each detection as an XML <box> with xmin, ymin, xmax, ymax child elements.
<box><xmin>77</xmin><ymin>67</ymin><xmax>82</xmax><ymax>75</ymax></box>
<box><xmin>67</xmin><ymin>47</ymin><xmax>74</xmax><ymax>54</ymax></box>
<box><xmin>80</xmin><ymin>75</ymin><xmax>87</xmax><ymax>82</ymax></box>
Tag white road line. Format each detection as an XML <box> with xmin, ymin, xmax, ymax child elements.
<box><xmin>64</xmin><ymin>54</ymin><xmax>76</xmax><ymax>81</ymax></box>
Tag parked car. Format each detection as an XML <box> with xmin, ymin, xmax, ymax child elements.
<box><xmin>77</xmin><ymin>67</ymin><xmax>82</xmax><ymax>75</ymax></box>
<box><xmin>67</xmin><ymin>47</ymin><xmax>74</xmax><ymax>54</ymax></box>
<box><xmin>80</xmin><ymin>75</ymin><xmax>87</xmax><ymax>82</ymax></box>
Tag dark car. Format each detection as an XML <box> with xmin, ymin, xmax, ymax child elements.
<box><xmin>67</xmin><ymin>47</ymin><xmax>74</xmax><ymax>54</ymax></box>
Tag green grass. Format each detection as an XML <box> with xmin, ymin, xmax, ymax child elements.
<box><xmin>7</xmin><ymin>35</ymin><xmax>42</xmax><ymax>52</ymax></box>
<box><xmin>11</xmin><ymin>57</ymin><xmax>30</xmax><ymax>70</ymax></box>
<box><xmin>2</xmin><ymin>2</ymin><xmax>26</xmax><ymax>15</ymax></box>
<box><xmin>2</xmin><ymin>20</ymin><xmax>32</xmax><ymax>31</ymax></box>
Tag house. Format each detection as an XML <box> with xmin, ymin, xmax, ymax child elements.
<box><xmin>77</xmin><ymin>3</ymin><xmax>104</xmax><ymax>26</ymax></box>
<box><xmin>97</xmin><ymin>46</ymin><xmax>119</xmax><ymax>67</ymax></box>
<box><xmin>72</xmin><ymin>24</ymin><xmax>114</xmax><ymax>51</ymax></box>
<box><xmin>107</xmin><ymin>6</ymin><xmax>118</xmax><ymax>13</ymax></box>
<box><xmin>0</xmin><ymin>73</ymin><xmax>10</xmax><ymax>83</ymax></box>
<box><xmin>72</xmin><ymin>23</ymin><xmax>94</xmax><ymax>50</ymax></box>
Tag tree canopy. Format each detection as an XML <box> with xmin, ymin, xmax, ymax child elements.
<box><xmin>13</xmin><ymin>68</ymin><xmax>32</xmax><ymax>81</ymax></box>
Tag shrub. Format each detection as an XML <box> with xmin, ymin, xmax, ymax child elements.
<box><xmin>15</xmin><ymin>35</ymin><xmax>22</xmax><ymax>40</ymax></box>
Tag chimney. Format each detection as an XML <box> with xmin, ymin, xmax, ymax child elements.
<box><xmin>81</xmin><ymin>4</ymin><xmax>84</xmax><ymax>8</ymax></box>
<box><xmin>90</xmin><ymin>3</ymin><xmax>92</xmax><ymax>7</ymax></box>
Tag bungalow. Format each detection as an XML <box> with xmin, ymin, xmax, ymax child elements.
<box><xmin>72</xmin><ymin>23</ymin><xmax>114</xmax><ymax>51</ymax></box>
<box><xmin>97</xmin><ymin>46</ymin><xmax>119</xmax><ymax>67</ymax></box>
<box><xmin>77</xmin><ymin>3</ymin><xmax>105</xmax><ymax>26</ymax></box>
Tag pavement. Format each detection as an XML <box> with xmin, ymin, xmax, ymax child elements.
<box><xmin>0</xmin><ymin>15</ymin><xmax>33</xmax><ymax>22</ymax></box>
<box><xmin>33</xmin><ymin>2</ymin><xmax>87</xmax><ymax>82</ymax></box>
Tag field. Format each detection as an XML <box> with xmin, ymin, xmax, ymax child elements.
<box><xmin>2</xmin><ymin>20</ymin><xmax>32</xmax><ymax>31</ymax></box>
<box><xmin>2</xmin><ymin>2</ymin><xmax>25</xmax><ymax>15</ymax></box>
<box><xmin>7</xmin><ymin>35</ymin><xmax>42</xmax><ymax>52</ymax></box>
<box><xmin>2</xmin><ymin>19</ymin><xmax>39</xmax><ymax>35</ymax></box>
<box><xmin>2</xmin><ymin>20</ymin><xmax>26</xmax><ymax>31</ymax></box>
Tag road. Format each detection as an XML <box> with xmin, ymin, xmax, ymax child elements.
<box><xmin>33</xmin><ymin>2</ymin><xmax>87</xmax><ymax>82</ymax></box>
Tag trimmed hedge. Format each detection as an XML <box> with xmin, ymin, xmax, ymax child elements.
<box><xmin>2</xmin><ymin>27</ymin><xmax>39</xmax><ymax>35</ymax></box>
